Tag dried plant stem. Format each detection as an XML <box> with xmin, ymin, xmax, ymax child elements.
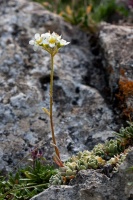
<box><xmin>50</xmin><ymin>54</ymin><xmax>60</xmax><ymax>160</ymax></box>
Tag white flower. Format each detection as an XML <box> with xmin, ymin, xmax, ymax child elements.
<box><xmin>29</xmin><ymin>32</ymin><xmax>70</xmax><ymax>53</ymax></box>
<box><xmin>35</xmin><ymin>33</ymin><xmax>41</xmax><ymax>40</ymax></box>
<box><xmin>41</xmin><ymin>32</ymin><xmax>51</xmax><ymax>39</ymax></box>
<box><xmin>29</xmin><ymin>40</ymin><xmax>39</xmax><ymax>51</ymax></box>
<box><xmin>29</xmin><ymin>33</ymin><xmax>44</xmax><ymax>51</ymax></box>
<box><xmin>43</xmin><ymin>32</ymin><xmax>58</xmax><ymax>48</ymax></box>
<box><xmin>42</xmin><ymin>32</ymin><xmax>69</xmax><ymax>48</ymax></box>
<box><xmin>59</xmin><ymin>39</ymin><xmax>70</xmax><ymax>46</ymax></box>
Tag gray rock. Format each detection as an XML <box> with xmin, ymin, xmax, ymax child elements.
<box><xmin>0</xmin><ymin>0</ymin><xmax>119</xmax><ymax>171</ymax></box>
<box><xmin>0</xmin><ymin>0</ymin><xmax>132</xmax><ymax>199</ymax></box>
<box><xmin>99</xmin><ymin>23</ymin><xmax>133</xmax><ymax>119</ymax></box>
<box><xmin>30</xmin><ymin>149</ymin><xmax>133</xmax><ymax>200</ymax></box>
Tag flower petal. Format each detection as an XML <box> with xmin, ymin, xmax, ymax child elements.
<box><xmin>43</xmin><ymin>39</ymin><xmax>49</xmax><ymax>45</ymax></box>
<box><xmin>49</xmin><ymin>43</ymin><xmax>55</xmax><ymax>48</ymax></box>
<box><xmin>60</xmin><ymin>39</ymin><xmax>70</xmax><ymax>46</ymax></box>
<box><xmin>42</xmin><ymin>33</ymin><xmax>51</xmax><ymax>39</ymax></box>
<box><xmin>29</xmin><ymin>40</ymin><xmax>35</xmax><ymax>45</ymax></box>
<box><xmin>35</xmin><ymin>33</ymin><xmax>40</xmax><ymax>40</ymax></box>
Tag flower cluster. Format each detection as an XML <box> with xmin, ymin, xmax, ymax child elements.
<box><xmin>29</xmin><ymin>32</ymin><xmax>70</xmax><ymax>56</ymax></box>
<box><xmin>31</xmin><ymin>147</ymin><xmax>43</xmax><ymax>161</ymax></box>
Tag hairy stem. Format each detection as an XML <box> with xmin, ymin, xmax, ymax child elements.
<box><xmin>50</xmin><ymin>54</ymin><xmax>60</xmax><ymax>159</ymax></box>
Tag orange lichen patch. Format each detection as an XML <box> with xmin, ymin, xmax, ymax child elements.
<box><xmin>122</xmin><ymin>107</ymin><xmax>133</xmax><ymax>122</ymax></box>
<box><xmin>120</xmin><ymin>68</ymin><xmax>126</xmax><ymax>77</ymax></box>
<box><xmin>118</xmin><ymin>79</ymin><xmax>133</xmax><ymax>98</ymax></box>
<box><xmin>116</xmin><ymin>78</ymin><xmax>133</xmax><ymax>120</ymax></box>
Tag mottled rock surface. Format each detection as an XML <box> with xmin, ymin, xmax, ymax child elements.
<box><xmin>0</xmin><ymin>0</ymin><xmax>118</xmax><ymax>171</ymax></box>
<box><xmin>99</xmin><ymin>23</ymin><xmax>133</xmax><ymax>119</ymax></box>
<box><xmin>31</xmin><ymin>149</ymin><xmax>133</xmax><ymax>200</ymax></box>
<box><xmin>0</xmin><ymin>0</ymin><xmax>133</xmax><ymax>199</ymax></box>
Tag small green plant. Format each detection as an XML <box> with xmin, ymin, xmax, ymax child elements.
<box><xmin>32</xmin><ymin>0</ymin><xmax>129</xmax><ymax>30</ymax></box>
<box><xmin>0</xmin><ymin>121</ymin><xmax>133</xmax><ymax>198</ymax></box>
<box><xmin>0</xmin><ymin>28</ymin><xmax>133</xmax><ymax>199</ymax></box>
<box><xmin>115</xmin><ymin>121</ymin><xmax>133</xmax><ymax>147</ymax></box>
<box><xmin>90</xmin><ymin>0</ymin><xmax>128</xmax><ymax>23</ymax></box>
<box><xmin>49</xmin><ymin>122</ymin><xmax>133</xmax><ymax>185</ymax></box>
<box><xmin>0</xmin><ymin>148</ymin><xmax>58</xmax><ymax>199</ymax></box>
<box><xmin>29</xmin><ymin>32</ymin><xmax>69</xmax><ymax>166</ymax></box>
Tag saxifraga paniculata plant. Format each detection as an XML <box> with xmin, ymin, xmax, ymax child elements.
<box><xmin>29</xmin><ymin>33</ymin><xmax>133</xmax><ymax>186</ymax></box>
<box><xmin>29</xmin><ymin>32</ymin><xmax>70</xmax><ymax>167</ymax></box>
<box><xmin>49</xmin><ymin>122</ymin><xmax>133</xmax><ymax>185</ymax></box>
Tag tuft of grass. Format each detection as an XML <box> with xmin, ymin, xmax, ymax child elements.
<box><xmin>32</xmin><ymin>0</ymin><xmax>129</xmax><ymax>31</ymax></box>
<box><xmin>0</xmin><ymin>150</ymin><xmax>58</xmax><ymax>200</ymax></box>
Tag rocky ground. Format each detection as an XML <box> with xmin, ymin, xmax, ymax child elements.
<box><xmin>31</xmin><ymin>149</ymin><xmax>133</xmax><ymax>200</ymax></box>
<box><xmin>0</xmin><ymin>0</ymin><xmax>133</xmax><ymax>199</ymax></box>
